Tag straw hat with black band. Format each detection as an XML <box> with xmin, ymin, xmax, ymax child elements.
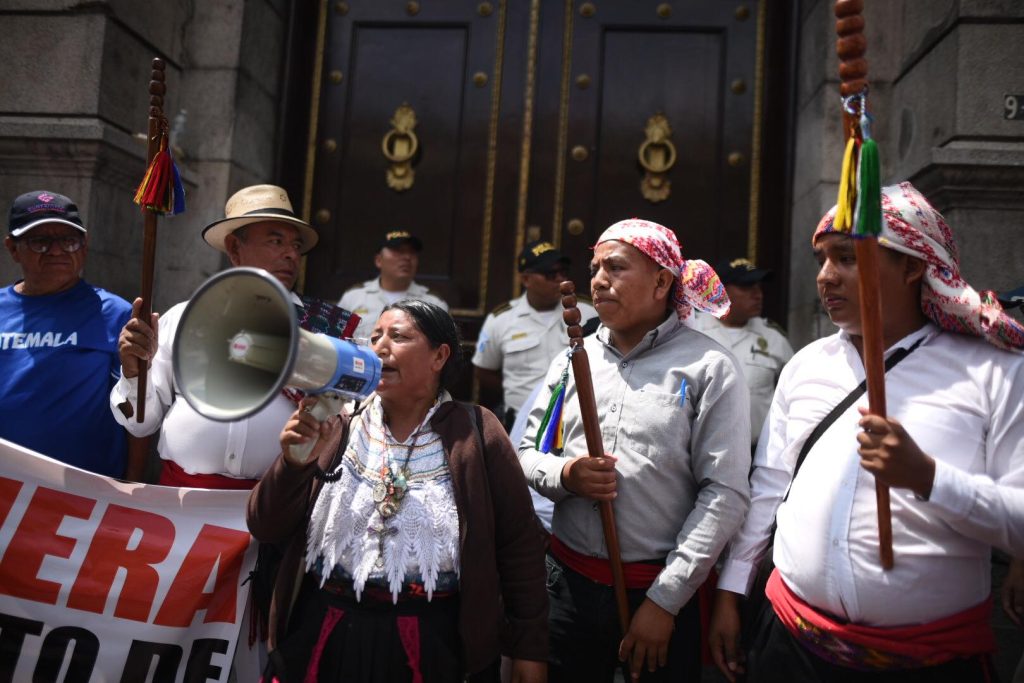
<box><xmin>201</xmin><ymin>185</ymin><xmax>318</xmax><ymax>254</ymax></box>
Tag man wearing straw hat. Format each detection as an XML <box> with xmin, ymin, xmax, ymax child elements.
<box><xmin>709</xmin><ymin>182</ymin><xmax>1024</xmax><ymax>683</ymax></box>
<box><xmin>110</xmin><ymin>184</ymin><xmax>357</xmax><ymax>489</ymax></box>
<box><xmin>519</xmin><ymin>218</ymin><xmax>751</xmax><ymax>681</ymax></box>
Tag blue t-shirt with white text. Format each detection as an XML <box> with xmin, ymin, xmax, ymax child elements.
<box><xmin>0</xmin><ymin>280</ymin><xmax>132</xmax><ymax>477</ymax></box>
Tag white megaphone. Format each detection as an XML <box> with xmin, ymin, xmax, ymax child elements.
<box><xmin>172</xmin><ymin>267</ymin><xmax>381</xmax><ymax>463</ymax></box>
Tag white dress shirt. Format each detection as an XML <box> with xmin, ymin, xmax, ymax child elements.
<box><xmin>718</xmin><ymin>323</ymin><xmax>1024</xmax><ymax>626</ymax></box>
<box><xmin>110</xmin><ymin>298</ymin><xmax>299</xmax><ymax>480</ymax></box>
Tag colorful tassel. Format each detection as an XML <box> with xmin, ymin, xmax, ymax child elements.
<box><xmin>854</xmin><ymin>114</ymin><xmax>881</xmax><ymax>237</ymax></box>
<box><xmin>536</xmin><ymin>362</ymin><xmax>570</xmax><ymax>453</ymax></box>
<box><xmin>834</xmin><ymin>136</ymin><xmax>858</xmax><ymax>233</ymax></box>
<box><xmin>134</xmin><ymin>134</ymin><xmax>186</xmax><ymax>215</ymax></box>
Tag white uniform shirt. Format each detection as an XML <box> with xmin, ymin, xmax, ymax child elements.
<box><xmin>338</xmin><ymin>278</ymin><xmax>449</xmax><ymax>341</ymax></box>
<box><xmin>692</xmin><ymin>313</ymin><xmax>794</xmax><ymax>445</ymax></box>
<box><xmin>109</xmin><ymin>298</ymin><xmax>299</xmax><ymax>480</ymax></box>
<box><xmin>718</xmin><ymin>324</ymin><xmax>1024</xmax><ymax>626</ymax></box>
<box><xmin>472</xmin><ymin>294</ymin><xmax>597</xmax><ymax>414</ymax></box>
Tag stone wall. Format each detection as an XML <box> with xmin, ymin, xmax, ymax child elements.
<box><xmin>786</xmin><ymin>0</ymin><xmax>1024</xmax><ymax>349</ymax></box>
<box><xmin>0</xmin><ymin>0</ymin><xmax>290</xmax><ymax>312</ymax></box>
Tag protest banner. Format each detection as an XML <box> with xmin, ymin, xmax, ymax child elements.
<box><xmin>0</xmin><ymin>438</ymin><xmax>257</xmax><ymax>683</ymax></box>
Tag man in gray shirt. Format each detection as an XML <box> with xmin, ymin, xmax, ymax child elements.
<box><xmin>519</xmin><ymin>218</ymin><xmax>751</xmax><ymax>681</ymax></box>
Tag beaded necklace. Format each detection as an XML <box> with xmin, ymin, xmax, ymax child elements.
<box><xmin>368</xmin><ymin>406</ymin><xmax>433</xmax><ymax>568</ymax></box>
<box><xmin>372</xmin><ymin>429</ymin><xmax>420</xmax><ymax>518</ymax></box>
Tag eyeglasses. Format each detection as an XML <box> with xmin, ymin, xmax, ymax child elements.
<box><xmin>21</xmin><ymin>235</ymin><xmax>84</xmax><ymax>254</ymax></box>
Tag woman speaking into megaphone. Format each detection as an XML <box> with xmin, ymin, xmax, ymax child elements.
<box><xmin>248</xmin><ymin>300</ymin><xmax>549</xmax><ymax>683</ymax></box>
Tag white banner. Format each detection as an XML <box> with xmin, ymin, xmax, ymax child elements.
<box><xmin>0</xmin><ymin>438</ymin><xmax>258</xmax><ymax>683</ymax></box>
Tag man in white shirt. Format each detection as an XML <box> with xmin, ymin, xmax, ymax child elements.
<box><xmin>709</xmin><ymin>182</ymin><xmax>1024</xmax><ymax>683</ymax></box>
<box><xmin>338</xmin><ymin>230</ymin><xmax>448</xmax><ymax>340</ymax></box>
<box><xmin>692</xmin><ymin>258</ymin><xmax>794</xmax><ymax>447</ymax></box>
<box><xmin>111</xmin><ymin>184</ymin><xmax>358</xmax><ymax>489</ymax></box>
<box><xmin>473</xmin><ymin>240</ymin><xmax>596</xmax><ymax>429</ymax></box>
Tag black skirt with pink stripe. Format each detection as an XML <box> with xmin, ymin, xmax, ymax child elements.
<box><xmin>261</xmin><ymin>575</ymin><xmax>499</xmax><ymax>683</ymax></box>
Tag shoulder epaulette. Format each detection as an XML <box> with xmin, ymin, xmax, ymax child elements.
<box><xmin>344</xmin><ymin>282</ymin><xmax>363</xmax><ymax>293</ymax></box>
<box><xmin>489</xmin><ymin>301</ymin><xmax>513</xmax><ymax>316</ymax></box>
<box><xmin>764</xmin><ymin>318</ymin><xmax>789</xmax><ymax>337</ymax></box>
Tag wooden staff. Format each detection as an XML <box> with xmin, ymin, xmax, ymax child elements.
<box><xmin>135</xmin><ymin>58</ymin><xmax>167</xmax><ymax>422</ymax></box>
<box><xmin>835</xmin><ymin>0</ymin><xmax>893</xmax><ymax>569</ymax></box>
<box><xmin>559</xmin><ymin>280</ymin><xmax>631</xmax><ymax>634</ymax></box>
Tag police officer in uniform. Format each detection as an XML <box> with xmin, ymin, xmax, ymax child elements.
<box><xmin>473</xmin><ymin>240</ymin><xmax>596</xmax><ymax>429</ymax></box>
<box><xmin>338</xmin><ymin>229</ymin><xmax>448</xmax><ymax>340</ymax></box>
<box><xmin>692</xmin><ymin>257</ymin><xmax>794</xmax><ymax>447</ymax></box>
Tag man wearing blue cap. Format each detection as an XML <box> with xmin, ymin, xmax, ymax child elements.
<box><xmin>0</xmin><ymin>190</ymin><xmax>140</xmax><ymax>479</ymax></box>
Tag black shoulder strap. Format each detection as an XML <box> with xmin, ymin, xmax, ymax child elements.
<box><xmin>783</xmin><ymin>336</ymin><xmax>924</xmax><ymax>501</ymax></box>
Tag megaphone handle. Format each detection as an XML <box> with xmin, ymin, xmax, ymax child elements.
<box><xmin>287</xmin><ymin>392</ymin><xmax>346</xmax><ymax>465</ymax></box>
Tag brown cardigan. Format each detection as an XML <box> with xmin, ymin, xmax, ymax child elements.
<box><xmin>247</xmin><ymin>401</ymin><xmax>549</xmax><ymax>674</ymax></box>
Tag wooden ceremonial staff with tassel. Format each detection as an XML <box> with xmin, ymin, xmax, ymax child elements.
<box><xmin>134</xmin><ymin>58</ymin><xmax>165</xmax><ymax>422</ymax></box>
<box><xmin>835</xmin><ymin>0</ymin><xmax>894</xmax><ymax>569</ymax></box>
<box><xmin>131</xmin><ymin>58</ymin><xmax>185</xmax><ymax>421</ymax></box>
<box><xmin>559</xmin><ymin>281</ymin><xmax>632</xmax><ymax>636</ymax></box>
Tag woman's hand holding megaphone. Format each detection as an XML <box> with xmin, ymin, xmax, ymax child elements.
<box><xmin>281</xmin><ymin>395</ymin><xmax>345</xmax><ymax>466</ymax></box>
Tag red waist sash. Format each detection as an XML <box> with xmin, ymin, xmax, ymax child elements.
<box><xmin>159</xmin><ymin>459</ymin><xmax>259</xmax><ymax>490</ymax></box>
<box><xmin>765</xmin><ymin>568</ymin><xmax>995</xmax><ymax>671</ymax></box>
<box><xmin>550</xmin><ymin>535</ymin><xmax>663</xmax><ymax>590</ymax></box>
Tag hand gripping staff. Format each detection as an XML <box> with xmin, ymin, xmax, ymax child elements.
<box><xmin>834</xmin><ymin>0</ymin><xmax>893</xmax><ymax>569</ymax></box>
<box><xmin>131</xmin><ymin>57</ymin><xmax>186</xmax><ymax>422</ymax></box>
<box><xmin>558</xmin><ymin>280</ymin><xmax>631</xmax><ymax>634</ymax></box>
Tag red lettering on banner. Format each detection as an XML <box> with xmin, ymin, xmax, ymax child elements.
<box><xmin>0</xmin><ymin>487</ymin><xmax>95</xmax><ymax>604</ymax></box>
<box><xmin>153</xmin><ymin>524</ymin><xmax>249</xmax><ymax>627</ymax></box>
<box><xmin>66</xmin><ymin>504</ymin><xmax>176</xmax><ymax>621</ymax></box>
<box><xmin>0</xmin><ymin>476</ymin><xmax>24</xmax><ymax>528</ymax></box>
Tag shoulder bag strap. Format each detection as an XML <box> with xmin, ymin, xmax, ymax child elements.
<box><xmin>782</xmin><ymin>335</ymin><xmax>924</xmax><ymax>502</ymax></box>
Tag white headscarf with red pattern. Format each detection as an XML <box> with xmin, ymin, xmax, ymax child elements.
<box><xmin>814</xmin><ymin>181</ymin><xmax>1024</xmax><ymax>351</ymax></box>
<box><xmin>595</xmin><ymin>218</ymin><xmax>731</xmax><ymax>321</ymax></box>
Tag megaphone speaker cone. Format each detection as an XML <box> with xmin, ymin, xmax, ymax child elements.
<box><xmin>173</xmin><ymin>267</ymin><xmax>382</xmax><ymax>423</ymax></box>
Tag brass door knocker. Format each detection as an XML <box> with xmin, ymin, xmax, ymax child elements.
<box><xmin>638</xmin><ymin>113</ymin><xmax>677</xmax><ymax>203</ymax></box>
<box><xmin>382</xmin><ymin>103</ymin><xmax>419</xmax><ymax>191</ymax></box>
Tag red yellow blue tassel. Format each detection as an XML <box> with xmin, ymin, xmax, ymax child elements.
<box><xmin>134</xmin><ymin>134</ymin><xmax>186</xmax><ymax>215</ymax></box>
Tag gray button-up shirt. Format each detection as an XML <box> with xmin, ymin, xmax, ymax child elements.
<box><xmin>519</xmin><ymin>315</ymin><xmax>751</xmax><ymax>614</ymax></box>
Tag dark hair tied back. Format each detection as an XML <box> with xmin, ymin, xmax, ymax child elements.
<box><xmin>380</xmin><ymin>299</ymin><xmax>465</xmax><ymax>391</ymax></box>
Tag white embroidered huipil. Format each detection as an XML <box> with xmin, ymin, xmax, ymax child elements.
<box><xmin>718</xmin><ymin>324</ymin><xmax>1024</xmax><ymax>626</ymax></box>
<box><xmin>307</xmin><ymin>394</ymin><xmax>460</xmax><ymax>602</ymax></box>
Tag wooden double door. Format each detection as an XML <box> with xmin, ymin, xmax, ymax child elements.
<box><xmin>286</xmin><ymin>0</ymin><xmax>796</xmax><ymax>334</ymax></box>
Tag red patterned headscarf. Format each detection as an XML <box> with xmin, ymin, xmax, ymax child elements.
<box><xmin>814</xmin><ymin>181</ymin><xmax>1024</xmax><ymax>351</ymax></box>
<box><xmin>595</xmin><ymin>218</ymin><xmax>730</xmax><ymax>321</ymax></box>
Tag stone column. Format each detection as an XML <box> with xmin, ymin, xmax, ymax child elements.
<box><xmin>0</xmin><ymin>0</ymin><xmax>290</xmax><ymax>311</ymax></box>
